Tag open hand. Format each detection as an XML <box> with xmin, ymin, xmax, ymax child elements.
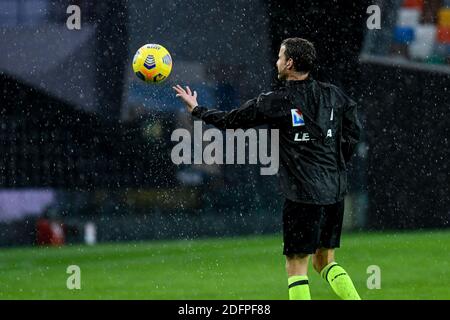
<box><xmin>172</xmin><ymin>85</ymin><xmax>198</xmax><ymax>113</ymax></box>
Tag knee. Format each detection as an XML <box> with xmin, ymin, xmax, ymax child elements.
<box><xmin>285</xmin><ymin>254</ymin><xmax>309</xmax><ymax>276</ymax></box>
<box><xmin>312</xmin><ymin>256</ymin><xmax>326</xmax><ymax>273</ymax></box>
<box><xmin>286</xmin><ymin>254</ymin><xmax>309</xmax><ymax>266</ymax></box>
<box><xmin>312</xmin><ymin>250</ymin><xmax>334</xmax><ymax>274</ymax></box>
<box><xmin>286</xmin><ymin>253</ymin><xmax>308</xmax><ymax>261</ymax></box>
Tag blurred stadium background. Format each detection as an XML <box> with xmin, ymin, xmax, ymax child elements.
<box><xmin>0</xmin><ymin>0</ymin><xmax>449</xmax><ymax>299</ymax></box>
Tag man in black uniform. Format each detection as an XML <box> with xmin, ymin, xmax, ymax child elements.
<box><xmin>172</xmin><ymin>38</ymin><xmax>361</xmax><ymax>300</ymax></box>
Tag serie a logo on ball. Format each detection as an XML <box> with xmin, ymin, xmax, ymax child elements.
<box><xmin>132</xmin><ymin>44</ymin><xmax>172</xmax><ymax>83</ymax></box>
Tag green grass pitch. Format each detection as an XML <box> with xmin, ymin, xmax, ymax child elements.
<box><xmin>0</xmin><ymin>230</ymin><xmax>448</xmax><ymax>299</ymax></box>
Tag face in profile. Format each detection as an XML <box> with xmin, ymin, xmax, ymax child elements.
<box><xmin>276</xmin><ymin>45</ymin><xmax>289</xmax><ymax>80</ymax></box>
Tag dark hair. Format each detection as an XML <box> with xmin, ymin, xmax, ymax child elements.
<box><xmin>281</xmin><ymin>38</ymin><xmax>316</xmax><ymax>73</ymax></box>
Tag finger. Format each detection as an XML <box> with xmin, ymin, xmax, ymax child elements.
<box><xmin>176</xmin><ymin>85</ymin><xmax>185</xmax><ymax>93</ymax></box>
<box><xmin>186</xmin><ymin>86</ymin><xmax>192</xmax><ymax>96</ymax></box>
<box><xmin>194</xmin><ymin>91</ymin><xmax>197</xmax><ymax>99</ymax></box>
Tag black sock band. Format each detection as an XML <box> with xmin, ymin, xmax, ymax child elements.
<box><xmin>288</xmin><ymin>280</ymin><xmax>309</xmax><ymax>288</ymax></box>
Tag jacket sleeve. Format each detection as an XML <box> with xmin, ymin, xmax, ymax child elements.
<box><xmin>341</xmin><ymin>98</ymin><xmax>361</xmax><ymax>163</ymax></box>
<box><xmin>191</xmin><ymin>93</ymin><xmax>271</xmax><ymax>130</ymax></box>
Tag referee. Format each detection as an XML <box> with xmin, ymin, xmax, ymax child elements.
<box><xmin>173</xmin><ymin>38</ymin><xmax>362</xmax><ymax>300</ymax></box>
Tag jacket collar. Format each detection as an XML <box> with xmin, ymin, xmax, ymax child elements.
<box><xmin>285</xmin><ymin>76</ymin><xmax>313</xmax><ymax>87</ymax></box>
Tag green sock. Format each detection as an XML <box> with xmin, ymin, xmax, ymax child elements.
<box><xmin>320</xmin><ymin>262</ymin><xmax>361</xmax><ymax>300</ymax></box>
<box><xmin>288</xmin><ymin>275</ymin><xmax>311</xmax><ymax>300</ymax></box>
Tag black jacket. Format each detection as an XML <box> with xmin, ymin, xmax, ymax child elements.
<box><xmin>192</xmin><ymin>77</ymin><xmax>361</xmax><ymax>204</ymax></box>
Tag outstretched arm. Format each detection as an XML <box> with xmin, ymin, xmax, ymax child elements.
<box><xmin>172</xmin><ymin>84</ymin><xmax>268</xmax><ymax>130</ymax></box>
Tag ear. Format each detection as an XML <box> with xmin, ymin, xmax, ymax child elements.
<box><xmin>286</xmin><ymin>58</ymin><xmax>294</xmax><ymax>70</ymax></box>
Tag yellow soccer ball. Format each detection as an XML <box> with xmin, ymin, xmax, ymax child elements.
<box><xmin>132</xmin><ymin>44</ymin><xmax>172</xmax><ymax>83</ymax></box>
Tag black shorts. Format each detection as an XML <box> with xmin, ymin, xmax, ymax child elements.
<box><xmin>282</xmin><ymin>198</ymin><xmax>345</xmax><ymax>255</ymax></box>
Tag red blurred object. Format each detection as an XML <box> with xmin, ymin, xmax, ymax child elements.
<box><xmin>402</xmin><ymin>0</ymin><xmax>424</xmax><ymax>10</ymax></box>
<box><xmin>437</xmin><ymin>26</ymin><xmax>450</xmax><ymax>43</ymax></box>
<box><xmin>36</xmin><ymin>218</ymin><xmax>65</xmax><ymax>246</ymax></box>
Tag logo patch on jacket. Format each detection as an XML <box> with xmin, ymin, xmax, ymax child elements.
<box><xmin>291</xmin><ymin>109</ymin><xmax>305</xmax><ymax>127</ymax></box>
